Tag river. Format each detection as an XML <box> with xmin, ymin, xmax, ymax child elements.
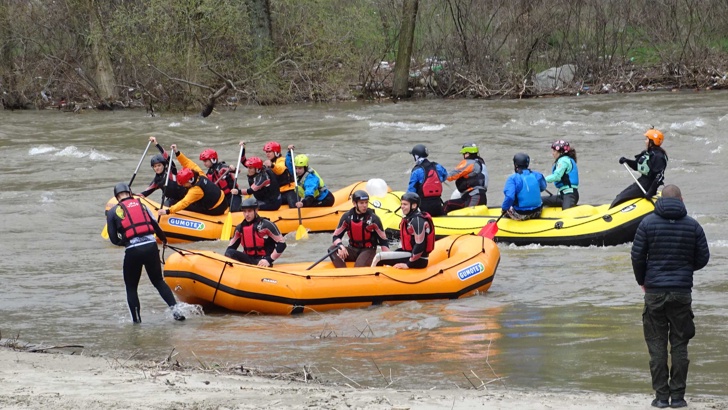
<box><xmin>1</xmin><ymin>91</ymin><xmax>726</xmax><ymax>397</ymax></box>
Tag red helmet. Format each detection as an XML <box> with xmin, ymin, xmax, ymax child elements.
<box><xmin>263</xmin><ymin>141</ymin><xmax>281</xmax><ymax>154</ymax></box>
<box><xmin>199</xmin><ymin>149</ymin><xmax>218</xmax><ymax>162</ymax></box>
<box><xmin>551</xmin><ymin>140</ymin><xmax>571</xmax><ymax>153</ymax></box>
<box><xmin>177</xmin><ymin>168</ymin><xmax>195</xmax><ymax>185</ymax></box>
<box><xmin>245</xmin><ymin>156</ymin><xmax>264</xmax><ymax>170</ymax></box>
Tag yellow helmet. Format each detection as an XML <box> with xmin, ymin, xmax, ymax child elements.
<box><xmin>644</xmin><ymin>129</ymin><xmax>664</xmax><ymax>146</ymax></box>
<box><xmin>294</xmin><ymin>154</ymin><xmax>309</xmax><ymax>167</ymax></box>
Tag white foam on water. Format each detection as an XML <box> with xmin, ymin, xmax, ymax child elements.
<box><xmin>29</xmin><ymin>146</ymin><xmax>57</xmax><ymax>155</ymax></box>
<box><xmin>710</xmin><ymin>145</ymin><xmax>722</xmax><ymax>154</ymax></box>
<box><xmin>708</xmin><ymin>240</ymin><xmax>728</xmax><ymax>248</ymax></box>
<box><xmin>348</xmin><ymin>114</ymin><xmax>369</xmax><ymax>121</ymax></box>
<box><xmin>53</xmin><ymin>146</ymin><xmax>112</xmax><ymax>161</ymax></box>
<box><xmin>369</xmin><ymin>121</ymin><xmax>446</xmax><ymax>131</ymax></box>
<box><xmin>529</xmin><ymin>118</ymin><xmax>556</xmax><ymax>127</ymax></box>
<box><xmin>41</xmin><ymin>192</ymin><xmax>55</xmax><ymax>203</ymax></box>
<box><xmin>168</xmin><ymin>122</ymin><xmax>182</xmax><ymax>127</ymax></box>
<box><xmin>669</xmin><ymin>118</ymin><xmax>705</xmax><ymax>130</ymax></box>
<box><xmin>169</xmin><ymin>302</ymin><xmax>205</xmax><ymax>319</ymax></box>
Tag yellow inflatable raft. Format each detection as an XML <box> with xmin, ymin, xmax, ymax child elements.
<box><xmin>371</xmin><ymin>191</ymin><xmax>655</xmax><ymax>247</ymax></box>
<box><xmin>105</xmin><ymin>181</ymin><xmax>372</xmax><ymax>243</ymax></box>
<box><xmin>163</xmin><ymin>234</ymin><xmax>499</xmax><ymax>315</ymax></box>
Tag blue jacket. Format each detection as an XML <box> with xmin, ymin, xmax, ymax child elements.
<box><xmin>407</xmin><ymin>160</ymin><xmax>448</xmax><ymax>194</ymax></box>
<box><xmin>631</xmin><ymin>197</ymin><xmax>709</xmax><ymax>292</ymax></box>
<box><xmin>502</xmin><ymin>169</ymin><xmax>546</xmax><ymax>212</ymax></box>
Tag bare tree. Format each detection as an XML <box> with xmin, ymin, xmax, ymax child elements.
<box><xmin>392</xmin><ymin>0</ymin><xmax>419</xmax><ymax>98</ymax></box>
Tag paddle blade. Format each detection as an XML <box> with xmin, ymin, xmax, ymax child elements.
<box><xmin>295</xmin><ymin>224</ymin><xmax>309</xmax><ymax>240</ymax></box>
<box><xmin>101</xmin><ymin>224</ymin><xmax>109</xmax><ymax>239</ymax></box>
<box><xmin>478</xmin><ymin>221</ymin><xmax>498</xmax><ymax>239</ymax></box>
<box><xmin>220</xmin><ymin>212</ymin><xmax>233</xmax><ymax>241</ymax></box>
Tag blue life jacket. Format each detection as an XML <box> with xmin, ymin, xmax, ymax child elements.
<box><xmin>515</xmin><ymin>171</ymin><xmax>542</xmax><ymax>210</ymax></box>
<box><xmin>553</xmin><ymin>156</ymin><xmax>579</xmax><ymax>191</ymax></box>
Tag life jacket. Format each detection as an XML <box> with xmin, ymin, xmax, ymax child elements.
<box><xmin>117</xmin><ymin>198</ymin><xmax>154</xmax><ymax>241</ymax></box>
<box><xmin>271</xmin><ymin>156</ymin><xmax>294</xmax><ymax>189</ymax></box>
<box><xmin>414</xmin><ymin>160</ymin><xmax>443</xmax><ymax>199</ymax></box>
<box><xmin>553</xmin><ymin>156</ymin><xmax>579</xmax><ymax>190</ymax></box>
<box><xmin>248</xmin><ymin>168</ymin><xmax>281</xmax><ymax>203</ymax></box>
<box><xmin>207</xmin><ymin>162</ymin><xmax>235</xmax><ymax>195</ymax></box>
<box><xmin>454</xmin><ymin>157</ymin><xmax>486</xmax><ymax>193</ymax></box>
<box><xmin>515</xmin><ymin>170</ymin><xmax>542</xmax><ymax>210</ymax></box>
<box><xmin>295</xmin><ymin>168</ymin><xmax>328</xmax><ymax>200</ymax></box>
<box><xmin>194</xmin><ymin>175</ymin><xmax>224</xmax><ymax>210</ymax></box>
<box><xmin>399</xmin><ymin>211</ymin><xmax>435</xmax><ymax>253</ymax></box>
<box><xmin>346</xmin><ymin>209</ymin><xmax>376</xmax><ymax>248</ymax></box>
<box><xmin>238</xmin><ymin>217</ymin><xmax>268</xmax><ymax>257</ymax></box>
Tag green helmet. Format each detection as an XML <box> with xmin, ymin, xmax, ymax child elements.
<box><xmin>460</xmin><ymin>142</ymin><xmax>479</xmax><ymax>155</ymax></box>
<box><xmin>294</xmin><ymin>154</ymin><xmax>309</xmax><ymax>167</ymax></box>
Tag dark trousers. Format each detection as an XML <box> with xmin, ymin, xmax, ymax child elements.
<box><xmin>420</xmin><ymin>197</ymin><xmax>444</xmax><ymax>217</ymax></box>
<box><xmin>542</xmin><ymin>190</ymin><xmax>579</xmax><ymax>210</ymax></box>
<box><xmin>443</xmin><ymin>189</ymin><xmax>487</xmax><ymax>213</ymax></box>
<box><xmin>225</xmin><ymin>249</ymin><xmax>267</xmax><ymax>266</ymax></box>
<box><xmin>643</xmin><ymin>292</ymin><xmax>695</xmax><ymax>401</ymax></box>
<box><xmin>123</xmin><ymin>243</ymin><xmax>177</xmax><ymax>323</ymax></box>
<box><xmin>328</xmin><ymin>244</ymin><xmax>376</xmax><ymax>268</ymax></box>
<box><xmin>187</xmin><ymin>198</ymin><xmax>228</xmax><ymax>215</ymax></box>
<box><xmin>282</xmin><ymin>190</ymin><xmax>298</xmax><ymax>208</ymax></box>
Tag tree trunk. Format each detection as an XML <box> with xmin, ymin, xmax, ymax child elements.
<box><xmin>244</xmin><ymin>0</ymin><xmax>274</xmax><ymax>53</ymax></box>
<box><xmin>87</xmin><ymin>0</ymin><xmax>117</xmax><ymax>101</ymax></box>
<box><xmin>392</xmin><ymin>0</ymin><xmax>418</xmax><ymax>99</ymax></box>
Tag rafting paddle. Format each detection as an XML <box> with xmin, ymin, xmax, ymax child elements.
<box><xmin>306</xmin><ymin>244</ymin><xmax>341</xmax><ymax>270</ymax></box>
<box><xmin>478</xmin><ymin>211</ymin><xmax>505</xmax><ymax>239</ymax></box>
<box><xmin>101</xmin><ymin>140</ymin><xmax>153</xmax><ymax>239</ymax></box>
<box><xmin>157</xmin><ymin>148</ymin><xmax>177</xmax><ymax>223</ymax></box>
<box><xmin>623</xmin><ymin>162</ymin><xmax>648</xmax><ymax>196</ymax></box>
<box><xmin>220</xmin><ymin>144</ymin><xmax>245</xmax><ymax>241</ymax></box>
<box><xmin>289</xmin><ymin>148</ymin><xmax>309</xmax><ymax>240</ymax></box>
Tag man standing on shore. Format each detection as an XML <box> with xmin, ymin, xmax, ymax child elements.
<box><xmin>631</xmin><ymin>184</ymin><xmax>710</xmax><ymax>408</ymax></box>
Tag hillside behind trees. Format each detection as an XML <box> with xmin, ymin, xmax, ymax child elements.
<box><xmin>1</xmin><ymin>0</ymin><xmax>727</xmax><ymax>113</ymax></box>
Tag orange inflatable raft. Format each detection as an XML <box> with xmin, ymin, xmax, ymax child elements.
<box><xmin>105</xmin><ymin>181</ymin><xmax>373</xmax><ymax>243</ymax></box>
<box><xmin>163</xmin><ymin>234</ymin><xmax>499</xmax><ymax>315</ymax></box>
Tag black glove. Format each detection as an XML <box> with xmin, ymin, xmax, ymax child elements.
<box><xmin>618</xmin><ymin>157</ymin><xmax>628</xmax><ymax>164</ymax></box>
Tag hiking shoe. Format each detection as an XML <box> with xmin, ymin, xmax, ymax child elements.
<box><xmin>652</xmin><ymin>399</ymin><xmax>670</xmax><ymax>408</ymax></box>
<box><xmin>671</xmin><ymin>399</ymin><xmax>687</xmax><ymax>408</ymax></box>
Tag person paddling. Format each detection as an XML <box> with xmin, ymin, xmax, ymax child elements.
<box><xmin>611</xmin><ymin>128</ymin><xmax>668</xmax><ymax>208</ymax></box>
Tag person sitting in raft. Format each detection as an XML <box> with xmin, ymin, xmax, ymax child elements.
<box><xmin>293</xmin><ymin>154</ymin><xmax>335</xmax><ymax>208</ymax></box>
<box><xmin>157</xmin><ymin>144</ymin><xmax>227</xmax><ymax>217</ymax></box>
<box><xmin>199</xmin><ymin>147</ymin><xmax>242</xmax><ymax>212</ymax></box>
<box><xmin>502</xmin><ymin>153</ymin><xmax>547</xmax><ymax>221</ymax></box>
<box><xmin>138</xmin><ymin>136</ymin><xmax>187</xmax><ymax>206</ymax></box>
<box><xmin>262</xmin><ymin>141</ymin><xmax>298</xmax><ymax>208</ymax></box>
<box><xmin>610</xmin><ymin>128</ymin><xmax>668</xmax><ymax>208</ymax></box>
<box><xmin>376</xmin><ymin>192</ymin><xmax>435</xmax><ymax>269</ymax></box>
<box><xmin>407</xmin><ymin>144</ymin><xmax>448</xmax><ymax>217</ymax></box>
<box><xmin>443</xmin><ymin>142</ymin><xmax>488</xmax><ymax>213</ymax></box>
<box><xmin>225</xmin><ymin>198</ymin><xmax>287</xmax><ymax>267</ymax></box>
<box><xmin>234</xmin><ymin>156</ymin><xmax>281</xmax><ymax>211</ymax></box>
<box><xmin>329</xmin><ymin>190</ymin><xmax>390</xmax><ymax>268</ymax></box>
<box><xmin>542</xmin><ymin>140</ymin><xmax>579</xmax><ymax>210</ymax></box>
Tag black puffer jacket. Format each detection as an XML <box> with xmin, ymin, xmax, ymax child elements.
<box><xmin>631</xmin><ymin>197</ymin><xmax>710</xmax><ymax>293</ymax></box>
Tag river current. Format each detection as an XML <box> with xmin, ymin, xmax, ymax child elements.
<box><xmin>1</xmin><ymin>91</ymin><xmax>726</xmax><ymax>397</ymax></box>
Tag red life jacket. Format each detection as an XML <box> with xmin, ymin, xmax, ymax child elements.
<box><xmin>118</xmin><ymin>198</ymin><xmax>154</xmax><ymax>241</ymax></box>
<box><xmin>238</xmin><ymin>219</ymin><xmax>267</xmax><ymax>256</ymax></box>
<box><xmin>207</xmin><ymin>163</ymin><xmax>235</xmax><ymax>195</ymax></box>
<box><xmin>399</xmin><ymin>212</ymin><xmax>435</xmax><ymax>253</ymax></box>
<box><xmin>346</xmin><ymin>210</ymin><xmax>375</xmax><ymax>248</ymax></box>
<box><xmin>416</xmin><ymin>161</ymin><xmax>443</xmax><ymax>198</ymax></box>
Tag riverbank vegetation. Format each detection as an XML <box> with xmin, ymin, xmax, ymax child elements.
<box><xmin>1</xmin><ymin>0</ymin><xmax>727</xmax><ymax>113</ymax></box>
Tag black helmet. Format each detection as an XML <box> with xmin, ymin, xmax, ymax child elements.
<box><xmin>513</xmin><ymin>153</ymin><xmax>530</xmax><ymax>169</ymax></box>
<box><xmin>150</xmin><ymin>154</ymin><xmax>166</xmax><ymax>167</ymax></box>
<box><xmin>410</xmin><ymin>144</ymin><xmax>429</xmax><ymax>158</ymax></box>
<box><xmin>401</xmin><ymin>192</ymin><xmax>421</xmax><ymax>208</ymax></box>
<box><xmin>113</xmin><ymin>182</ymin><xmax>131</xmax><ymax>197</ymax></box>
<box><xmin>240</xmin><ymin>197</ymin><xmax>259</xmax><ymax>210</ymax></box>
<box><xmin>352</xmin><ymin>190</ymin><xmax>369</xmax><ymax>203</ymax></box>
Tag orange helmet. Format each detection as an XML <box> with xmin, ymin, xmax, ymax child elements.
<box><xmin>644</xmin><ymin>129</ymin><xmax>664</xmax><ymax>146</ymax></box>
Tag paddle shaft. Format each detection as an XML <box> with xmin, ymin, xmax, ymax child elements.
<box><xmin>623</xmin><ymin>162</ymin><xmax>647</xmax><ymax>195</ymax></box>
<box><xmin>158</xmin><ymin>149</ymin><xmax>177</xmax><ymax>222</ymax></box>
<box><xmin>289</xmin><ymin>148</ymin><xmax>304</xmax><ymax>222</ymax></box>
<box><xmin>230</xmin><ymin>145</ymin><xmax>244</xmax><ymax>205</ymax></box>
<box><xmin>128</xmin><ymin>140</ymin><xmax>153</xmax><ymax>187</ymax></box>
<box><xmin>306</xmin><ymin>244</ymin><xmax>341</xmax><ymax>270</ymax></box>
